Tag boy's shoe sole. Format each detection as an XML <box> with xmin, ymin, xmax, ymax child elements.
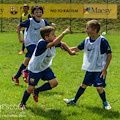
<box><xmin>19</xmin><ymin>50</ymin><xmax>25</xmax><ymax>54</ymax></box>
<box><xmin>33</xmin><ymin>92</ymin><xmax>39</xmax><ymax>102</ymax></box>
<box><xmin>19</xmin><ymin>103</ymin><xmax>26</xmax><ymax>110</ymax></box>
<box><xmin>63</xmin><ymin>98</ymin><xmax>76</xmax><ymax>104</ymax></box>
<box><xmin>22</xmin><ymin>69</ymin><xmax>28</xmax><ymax>83</ymax></box>
<box><xmin>103</xmin><ymin>101</ymin><xmax>111</xmax><ymax>110</ymax></box>
<box><xmin>12</xmin><ymin>76</ymin><xmax>20</xmax><ymax>86</ymax></box>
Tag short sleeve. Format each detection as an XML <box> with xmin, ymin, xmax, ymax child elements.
<box><xmin>35</xmin><ymin>40</ymin><xmax>49</xmax><ymax>56</ymax></box>
<box><xmin>44</xmin><ymin>20</ymin><xmax>49</xmax><ymax>26</ymax></box>
<box><xmin>28</xmin><ymin>14</ymin><xmax>32</xmax><ymax>19</ymax></box>
<box><xmin>55</xmin><ymin>42</ymin><xmax>61</xmax><ymax>47</ymax></box>
<box><xmin>20</xmin><ymin>19</ymin><xmax>30</xmax><ymax>28</ymax></box>
<box><xmin>38</xmin><ymin>40</ymin><xmax>48</xmax><ymax>49</ymax></box>
<box><xmin>77</xmin><ymin>40</ymin><xmax>85</xmax><ymax>50</ymax></box>
<box><xmin>101</xmin><ymin>38</ymin><xmax>112</xmax><ymax>54</ymax></box>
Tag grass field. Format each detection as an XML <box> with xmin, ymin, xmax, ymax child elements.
<box><xmin>0</xmin><ymin>32</ymin><xmax>120</xmax><ymax>120</ymax></box>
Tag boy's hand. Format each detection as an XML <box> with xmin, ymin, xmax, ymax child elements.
<box><xmin>63</xmin><ymin>26</ymin><xmax>71</xmax><ymax>35</ymax></box>
<box><xmin>19</xmin><ymin>37</ymin><xmax>25</xmax><ymax>43</ymax></box>
<box><xmin>51</xmin><ymin>23</ymin><xmax>56</xmax><ymax>28</ymax></box>
<box><xmin>100</xmin><ymin>69</ymin><xmax>107</xmax><ymax>79</ymax></box>
<box><xmin>69</xmin><ymin>50</ymin><xmax>78</xmax><ymax>56</ymax></box>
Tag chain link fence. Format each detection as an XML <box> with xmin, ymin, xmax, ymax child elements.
<box><xmin>0</xmin><ymin>0</ymin><xmax>120</xmax><ymax>33</ymax></box>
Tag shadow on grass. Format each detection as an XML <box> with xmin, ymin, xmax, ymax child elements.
<box><xmin>39</xmin><ymin>90</ymin><xmax>64</xmax><ymax>96</ymax></box>
<box><xmin>86</xmin><ymin>106</ymin><xmax>120</xmax><ymax>119</ymax></box>
<box><xmin>28</xmin><ymin>106</ymin><xmax>67</xmax><ymax>120</ymax></box>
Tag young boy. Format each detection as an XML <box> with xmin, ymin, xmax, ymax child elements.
<box><xmin>19</xmin><ymin>4</ymin><xmax>31</xmax><ymax>54</ymax></box>
<box><xmin>64</xmin><ymin>20</ymin><xmax>112</xmax><ymax>110</ymax></box>
<box><xmin>12</xmin><ymin>6</ymin><xmax>50</xmax><ymax>85</ymax></box>
<box><xmin>19</xmin><ymin>26</ymin><xmax>76</xmax><ymax>110</ymax></box>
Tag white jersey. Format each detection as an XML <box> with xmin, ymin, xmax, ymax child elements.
<box><xmin>28</xmin><ymin>39</ymin><xmax>56</xmax><ymax>73</ymax></box>
<box><xmin>82</xmin><ymin>36</ymin><xmax>107</xmax><ymax>72</ymax></box>
<box><xmin>24</xmin><ymin>18</ymin><xmax>46</xmax><ymax>47</ymax></box>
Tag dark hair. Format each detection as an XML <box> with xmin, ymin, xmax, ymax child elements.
<box><xmin>31</xmin><ymin>6</ymin><xmax>44</xmax><ymax>14</ymax></box>
<box><xmin>40</xmin><ymin>26</ymin><xmax>55</xmax><ymax>39</ymax></box>
<box><xmin>86</xmin><ymin>20</ymin><xmax>101</xmax><ymax>33</ymax></box>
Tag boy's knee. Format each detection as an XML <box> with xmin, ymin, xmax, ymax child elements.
<box><xmin>51</xmin><ymin>81</ymin><xmax>58</xmax><ymax>88</ymax></box>
<box><xmin>49</xmin><ymin>79</ymin><xmax>58</xmax><ymax>88</ymax></box>
<box><xmin>96</xmin><ymin>87</ymin><xmax>104</xmax><ymax>94</ymax></box>
<box><xmin>81</xmin><ymin>83</ymin><xmax>87</xmax><ymax>88</ymax></box>
<box><xmin>27</xmin><ymin>85</ymin><xmax>35</xmax><ymax>94</ymax></box>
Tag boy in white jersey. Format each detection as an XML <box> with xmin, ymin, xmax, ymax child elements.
<box><xmin>19</xmin><ymin>26</ymin><xmax>76</xmax><ymax>110</ymax></box>
<box><xmin>64</xmin><ymin>20</ymin><xmax>112</xmax><ymax>110</ymax></box>
<box><xmin>12</xmin><ymin>6</ymin><xmax>50</xmax><ymax>85</ymax></box>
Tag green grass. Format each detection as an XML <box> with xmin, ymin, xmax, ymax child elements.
<box><xmin>0</xmin><ymin>32</ymin><xmax>120</xmax><ymax>120</ymax></box>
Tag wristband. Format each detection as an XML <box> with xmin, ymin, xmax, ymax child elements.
<box><xmin>62</xmin><ymin>32</ymin><xmax>66</xmax><ymax>35</ymax></box>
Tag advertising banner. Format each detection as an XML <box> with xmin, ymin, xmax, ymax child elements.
<box><xmin>0</xmin><ymin>4</ymin><xmax>117</xmax><ymax>19</ymax></box>
<box><xmin>84</xmin><ymin>4</ymin><xmax>117</xmax><ymax>19</ymax></box>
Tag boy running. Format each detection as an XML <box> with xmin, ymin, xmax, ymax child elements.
<box><xmin>12</xmin><ymin>6</ymin><xmax>50</xmax><ymax>85</ymax></box>
<box><xmin>19</xmin><ymin>26</ymin><xmax>76</xmax><ymax>110</ymax></box>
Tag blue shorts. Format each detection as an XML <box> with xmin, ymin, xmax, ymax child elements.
<box><xmin>83</xmin><ymin>71</ymin><xmax>106</xmax><ymax>87</ymax></box>
<box><xmin>25</xmin><ymin>44</ymin><xmax>36</xmax><ymax>58</ymax></box>
<box><xmin>28</xmin><ymin>67</ymin><xmax>56</xmax><ymax>86</ymax></box>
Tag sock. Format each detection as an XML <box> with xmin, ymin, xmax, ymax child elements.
<box><xmin>22</xmin><ymin>43</ymin><xmax>25</xmax><ymax>51</ymax></box>
<box><xmin>74</xmin><ymin>86</ymin><xmax>86</xmax><ymax>103</ymax></box>
<box><xmin>35</xmin><ymin>82</ymin><xmax>52</xmax><ymax>93</ymax></box>
<box><xmin>25</xmin><ymin>68</ymin><xmax>28</xmax><ymax>73</ymax></box>
<box><xmin>21</xmin><ymin>90</ymin><xmax>30</xmax><ymax>105</ymax></box>
<box><xmin>99</xmin><ymin>90</ymin><xmax>106</xmax><ymax>103</ymax></box>
<box><xmin>15</xmin><ymin>64</ymin><xmax>26</xmax><ymax>79</ymax></box>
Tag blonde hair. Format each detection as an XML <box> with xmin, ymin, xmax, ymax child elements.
<box><xmin>86</xmin><ymin>20</ymin><xmax>100</xmax><ymax>33</ymax></box>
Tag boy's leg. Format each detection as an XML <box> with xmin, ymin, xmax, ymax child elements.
<box><xmin>14</xmin><ymin>57</ymin><xmax>30</xmax><ymax>79</ymax></box>
<box><xmin>97</xmin><ymin>87</ymin><xmax>106</xmax><ymax>102</ymax></box>
<box><xmin>33</xmin><ymin>67</ymin><xmax>57</xmax><ymax>102</ymax></box>
<box><xmin>14</xmin><ymin>63</ymin><xmax>26</xmax><ymax>79</ymax></box>
<box><xmin>22</xmin><ymin>43</ymin><xmax>25</xmax><ymax>52</ymax></box>
<box><xmin>12</xmin><ymin>57</ymin><xmax>30</xmax><ymax>83</ymax></box>
<box><xmin>34</xmin><ymin>78</ymin><xmax>57</xmax><ymax>93</ymax></box>
<box><xmin>64</xmin><ymin>84</ymin><xmax>87</xmax><ymax>104</ymax></box>
<box><xmin>74</xmin><ymin>85</ymin><xmax>86</xmax><ymax>103</ymax></box>
<box><xmin>97</xmin><ymin>87</ymin><xmax>111</xmax><ymax>110</ymax></box>
<box><xmin>12</xmin><ymin>63</ymin><xmax>26</xmax><ymax>85</ymax></box>
<box><xmin>20</xmin><ymin>85</ymin><xmax>35</xmax><ymax>110</ymax></box>
<box><xmin>34</xmin><ymin>67</ymin><xmax>57</xmax><ymax>93</ymax></box>
<box><xmin>33</xmin><ymin>79</ymin><xmax>57</xmax><ymax>102</ymax></box>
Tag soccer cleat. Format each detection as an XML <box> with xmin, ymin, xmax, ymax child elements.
<box><xmin>19</xmin><ymin>103</ymin><xmax>26</xmax><ymax>110</ymax></box>
<box><xmin>33</xmin><ymin>92</ymin><xmax>39</xmax><ymax>102</ymax></box>
<box><xmin>12</xmin><ymin>76</ymin><xmax>20</xmax><ymax>86</ymax></box>
<box><xmin>103</xmin><ymin>101</ymin><xmax>111</xmax><ymax>110</ymax></box>
<box><xmin>22</xmin><ymin>69</ymin><xmax>28</xmax><ymax>83</ymax></box>
<box><xmin>19</xmin><ymin>50</ymin><xmax>25</xmax><ymax>54</ymax></box>
<box><xmin>63</xmin><ymin>98</ymin><xmax>76</xmax><ymax>104</ymax></box>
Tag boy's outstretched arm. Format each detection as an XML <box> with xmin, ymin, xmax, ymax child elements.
<box><xmin>70</xmin><ymin>47</ymin><xmax>80</xmax><ymax>52</ymax></box>
<box><xmin>47</xmin><ymin>26</ymin><xmax>70</xmax><ymax>48</ymax></box>
<box><xmin>61</xmin><ymin>42</ymin><xmax>77</xmax><ymax>55</ymax></box>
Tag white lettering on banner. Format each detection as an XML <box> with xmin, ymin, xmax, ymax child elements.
<box><xmin>91</xmin><ymin>7</ymin><xmax>112</xmax><ymax>15</ymax></box>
